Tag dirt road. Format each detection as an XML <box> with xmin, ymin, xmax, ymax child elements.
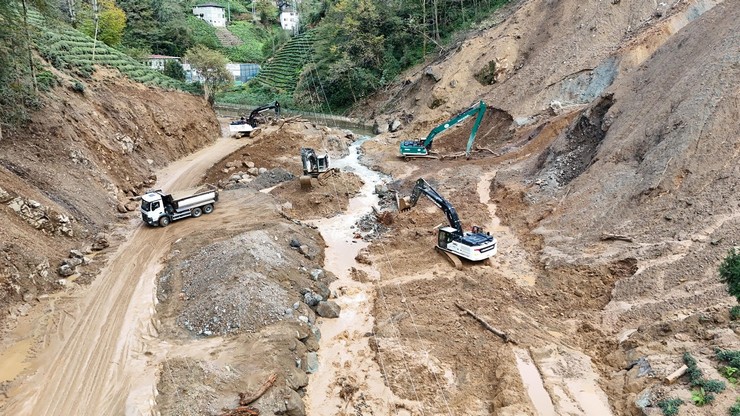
<box><xmin>2</xmin><ymin>133</ymin><xmax>257</xmax><ymax>415</ymax></box>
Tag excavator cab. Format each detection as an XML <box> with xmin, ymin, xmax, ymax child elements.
<box><xmin>299</xmin><ymin>147</ymin><xmax>332</xmax><ymax>189</ymax></box>
<box><xmin>438</xmin><ymin>228</ymin><xmax>454</xmax><ymax>249</ymax></box>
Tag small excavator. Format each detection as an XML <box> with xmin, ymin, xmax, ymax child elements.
<box><xmin>399</xmin><ymin>178</ymin><xmax>497</xmax><ymax>269</ymax></box>
<box><xmin>399</xmin><ymin>100</ymin><xmax>486</xmax><ymax>159</ymax></box>
<box><xmin>299</xmin><ymin>147</ymin><xmax>334</xmax><ymax>189</ymax></box>
<box><xmin>229</xmin><ymin>101</ymin><xmax>281</xmax><ymax>137</ymax></box>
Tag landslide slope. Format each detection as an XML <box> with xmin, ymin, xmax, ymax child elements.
<box><xmin>0</xmin><ymin>69</ymin><xmax>219</xmax><ymax>333</ymax></box>
<box><xmin>356</xmin><ymin>0</ymin><xmax>738</xmax><ymax>414</ymax></box>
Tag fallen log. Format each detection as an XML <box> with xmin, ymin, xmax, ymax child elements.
<box><xmin>600</xmin><ymin>233</ymin><xmax>634</xmax><ymax>243</ymax></box>
<box><xmin>455</xmin><ymin>302</ymin><xmax>515</xmax><ymax>344</ymax></box>
<box><xmin>239</xmin><ymin>373</ymin><xmax>277</xmax><ymax>406</ymax></box>
<box><xmin>220</xmin><ymin>406</ymin><xmax>260</xmax><ymax>416</ymax></box>
<box><xmin>664</xmin><ymin>365</ymin><xmax>688</xmax><ymax>385</ymax></box>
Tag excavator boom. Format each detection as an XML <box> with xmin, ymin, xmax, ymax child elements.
<box><xmin>399</xmin><ymin>101</ymin><xmax>486</xmax><ymax>158</ymax></box>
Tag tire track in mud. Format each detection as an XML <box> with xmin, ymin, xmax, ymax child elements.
<box><xmin>1</xmin><ymin>134</ymin><xmax>262</xmax><ymax>415</ymax></box>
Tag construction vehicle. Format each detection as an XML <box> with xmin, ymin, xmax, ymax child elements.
<box><xmin>140</xmin><ymin>188</ymin><xmax>218</xmax><ymax>227</ymax></box>
<box><xmin>299</xmin><ymin>147</ymin><xmax>333</xmax><ymax>189</ymax></box>
<box><xmin>229</xmin><ymin>101</ymin><xmax>281</xmax><ymax>136</ymax></box>
<box><xmin>399</xmin><ymin>178</ymin><xmax>496</xmax><ymax>268</ymax></box>
<box><xmin>399</xmin><ymin>100</ymin><xmax>486</xmax><ymax>159</ymax></box>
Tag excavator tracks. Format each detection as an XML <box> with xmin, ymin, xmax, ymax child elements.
<box><xmin>436</xmin><ymin>246</ymin><xmax>463</xmax><ymax>270</ymax></box>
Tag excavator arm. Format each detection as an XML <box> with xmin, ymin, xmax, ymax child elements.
<box><xmin>247</xmin><ymin>101</ymin><xmax>281</xmax><ymax>127</ymax></box>
<box><xmin>406</xmin><ymin>178</ymin><xmax>463</xmax><ymax>234</ymax></box>
<box><xmin>400</xmin><ymin>101</ymin><xmax>486</xmax><ymax>158</ymax></box>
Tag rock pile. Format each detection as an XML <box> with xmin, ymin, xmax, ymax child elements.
<box><xmin>0</xmin><ymin>186</ymin><xmax>74</xmax><ymax>236</ymax></box>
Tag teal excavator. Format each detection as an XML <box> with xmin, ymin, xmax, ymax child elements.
<box><xmin>399</xmin><ymin>101</ymin><xmax>486</xmax><ymax>159</ymax></box>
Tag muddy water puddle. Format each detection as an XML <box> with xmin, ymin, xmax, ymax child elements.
<box><xmin>304</xmin><ymin>136</ymin><xmax>414</xmax><ymax>414</ymax></box>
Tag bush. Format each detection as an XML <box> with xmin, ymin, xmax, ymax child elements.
<box><xmin>657</xmin><ymin>398</ymin><xmax>683</xmax><ymax>416</ymax></box>
<box><xmin>730</xmin><ymin>397</ymin><xmax>740</xmax><ymax>416</ymax></box>
<box><xmin>731</xmin><ymin>306</ymin><xmax>740</xmax><ymax>320</ymax></box>
<box><xmin>71</xmin><ymin>81</ymin><xmax>85</xmax><ymax>93</ymax></box>
<box><xmin>36</xmin><ymin>70</ymin><xmax>58</xmax><ymax>91</ymax></box>
<box><xmin>692</xmin><ymin>388</ymin><xmax>714</xmax><ymax>406</ymax></box>
<box><xmin>721</xmin><ymin>248</ymin><xmax>740</xmax><ymax>300</ymax></box>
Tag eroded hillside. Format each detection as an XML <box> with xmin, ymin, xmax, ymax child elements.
<box><xmin>0</xmin><ymin>68</ymin><xmax>219</xmax><ymax>333</ymax></box>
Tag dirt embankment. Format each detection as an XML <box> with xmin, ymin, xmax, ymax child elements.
<box><xmin>351</xmin><ymin>0</ymin><xmax>739</xmax><ymax>415</ymax></box>
<box><xmin>0</xmin><ymin>69</ymin><xmax>219</xmax><ymax>334</ymax></box>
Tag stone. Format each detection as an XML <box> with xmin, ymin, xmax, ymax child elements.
<box><xmin>58</xmin><ymin>264</ymin><xmax>74</xmax><ymax>277</ymax></box>
<box><xmin>229</xmin><ymin>174</ymin><xmax>242</xmax><ymax>182</ymax></box>
<box><xmin>298</xmin><ymin>245</ymin><xmax>310</xmax><ymax>256</ymax></box>
<box><xmin>69</xmin><ymin>249</ymin><xmax>84</xmax><ymax>258</ymax></box>
<box><xmin>243</xmin><ymin>161</ymin><xmax>255</xmax><ymax>169</ymax></box>
<box><xmin>305</xmin><ymin>352</ymin><xmax>319</xmax><ymax>374</ymax></box>
<box><xmin>258</xmin><ymin>167</ymin><xmax>268</xmax><ymax>174</ymax></box>
<box><xmin>0</xmin><ymin>186</ymin><xmax>13</xmax><ymax>203</ymax></box>
<box><xmin>303</xmin><ymin>290</ymin><xmax>322</xmax><ymax>307</ymax></box>
<box><xmin>247</xmin><ymin>167</ymin><xmax>259</xmax><ymax>176</ymax></box>
<box><xmin>92</xmin><ymin>233</ymin><xmax>109</xmax><ymax>251</ymax></box>
<box><xmin>374</xmin><ymin>183</ymin><xmax>388</xmax><ymax>194</ymax></box>
<box><xmin>314</xmin><ymin>282</ymin><xmax>331</xmax><ymax>300</ymax></box>
<box><xmin>355</xmin><ymin>250</ymin><xmax>372</xmax><ymax>265</ymax></box>
<box><xmin>63</xmin><ymin>257</ymin><xmax>83</xmax><ymax>268</ymax></box>
<box><xmin>124</xmin><ymin>201</ymin><xmax>138</xmax><ymax>212</ymax></box>
<box><xmin>283</xmin><ymin>388</ymin><xmax>305</xmax><ymax>416</ymax></box>
<box><xmin>315</xmin><ymin>301</ymin><xmax>341</xmax><ymax>318</ymax></box>
<box><xmin>389</xmin><ymin>119</ymin><xmax>402</xmax><ymax>132</ymax></box>
<box><xmin>424</xmin><ymin>66</ymin><xmax>442</xmax><ymax>82</ymax></box>
<box><xmin>309</xmin><ymin>269</ymin><xmax>324</xmax><ymax>280</ymax></box>
<box><xmin>290</xmin><ymin>239</ymin><xmax>302</xmax><ymax>248</ymax></box>
<box><xmin>372</xmin><ymin>120</ymin><xmax>389</xmax><ymax>135</ymax></box>
<box><xmin>116</xmin><ymin>203</ymin><xmax>127</xmax><ymax>213</ymax></box>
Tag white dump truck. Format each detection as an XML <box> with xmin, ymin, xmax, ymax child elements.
<box><xmin>140</xmin><ymin>188</ymin><xmax>218</xmax><ymax>227</ymax></box>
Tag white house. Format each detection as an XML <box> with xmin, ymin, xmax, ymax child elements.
<box><xmin>192</xmin><ymin>3</ymin><xmax>226</xmax><ymax>27</ymax></box>
<box><xmin>145</xmin><ymin>54</ymin><xmax>181</xmax><ymax>71</ymax></box>
<box><xmin>183</xmin><ymin>62</ymin><xmax>260</xmax><ymax>84</ymax></box>
<box><xmin>280</xmin><ymin>9</ymin><xmax>299</xmax><ymax>33</ymax></box>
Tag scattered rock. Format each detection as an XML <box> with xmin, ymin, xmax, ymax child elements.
<box><xmin>58</xmin><ymin>264</ymin><xmax>74</xmax><ymax>277</ymax></box>
<box><xmin>355</xmin><ymin>249</ymin><xmax>372</xmax><ymax>265</ymax></box>
<box><xmin>389</xmin><ymin>119</ymin><xmax>402</xmax><ymax>132</ymax></box>
<box><xmin>315</xmin><ymin>301</ymin><xmax>341</xmax><ymax>318</ymax></box>
<box><xmin>309</xmin><ymin>268</ymin><xmax>324</xmax><ymax>280</ymax></box>
<box><xmin>92</xmin><ymin>233</ymin><xmax>110</xmax><ymax>251</ymax></box>
<box><xmin>302</xmin><ymin>290</ymin><xmax>323</xmax><ymax>307</ymax></box>
<box><xmin>305</xmin><ymin>352</ymin><xmax>319</xmax><ymax>374</ymax></box>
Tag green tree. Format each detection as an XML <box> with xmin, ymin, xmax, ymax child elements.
<box><xmin>80</xmin><ymin>0</ymin><xmax>126</xmax><ymax>46</ymax></box>
<box><xmin>721</xmin><ymin>248</ymin><xmax>740</xmax><ymax>301</ymax></box>
<box><xmin>184</xmin><ymin>45</ymin><xmax>231</xmax><ymax>104</ymax></box>
<box><xmin>163</xmin><ymin>59</ymin><xmax>185</xmax><ymax>81</ymax></box>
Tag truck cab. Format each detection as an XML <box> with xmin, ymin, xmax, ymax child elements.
<box><xmin>140</xmin><ymin>192</ymin><xmax>167</xmax><ymax>226</ymax></box>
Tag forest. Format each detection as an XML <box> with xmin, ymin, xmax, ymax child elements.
<box><xmin>0</xmin><ymin>0</ymin><xmax>511</xmax><ymax>125</ymax></box>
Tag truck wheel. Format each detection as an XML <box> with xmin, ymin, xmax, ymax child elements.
<box><xmin>192</xmin><ymin>207</ymin><xmax>202</xmax><ymax>218</ymax></box>
<box><xmin>158</xmin><ymin>216</ymin><xmax>171</xmax><ymax>227</ymax></box>
<box><xmin>203</xmin><ymin>204</ymin><xmax>214</xmax><ymax>214</ymax></box>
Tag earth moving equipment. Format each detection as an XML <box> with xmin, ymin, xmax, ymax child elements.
<box><xmin>229</xmin><ymin>101</ymin><xmax>281</xmax><ymax>136</ymax></box>
<box><xmin>399</xmin><ymin>100</ymin><xmax>486</xmax><ymax>159</ymax></box>
<box><xmin>140</xmin><ymin>188</ymin><xmax>218</xmax><ymax>227</ymax></box>
<box><xmin>400</xmin><ymin>178</ymin><xmax>496</xmax><ymax>269</ymax></box>
<box><xmin>299</xmin><ymin>147</ymin><xmax>333</xmax><ymax>189</ymax></box>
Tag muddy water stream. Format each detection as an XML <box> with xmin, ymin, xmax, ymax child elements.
<box><xmin>304</xmin><ymin>137</ymin><xmax>414</xmax><ymax>415</ymax></box>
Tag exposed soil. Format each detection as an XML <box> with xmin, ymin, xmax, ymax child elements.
<box><xmin>1</xmin><ymin>1</ymin><xmax>739</xmax><ymax>416</ymax></box>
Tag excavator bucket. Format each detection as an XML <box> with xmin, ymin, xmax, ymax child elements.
<box><xmin>398</xmin><ymin>196</ymin><xmax>413</xmax><ymax>211</ymax></box>
<box><xmin>300</xmin><ymin>175</ymin><xmax>313</xmax><ymax>189</ymax></box>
